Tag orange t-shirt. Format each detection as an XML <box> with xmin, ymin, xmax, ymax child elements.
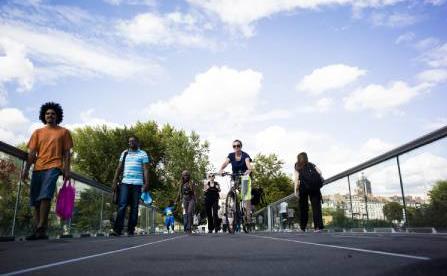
<box><xmin>27</xmin><ymin>126</ymin><xmax>73</xmax><ymax>171</ymax></box>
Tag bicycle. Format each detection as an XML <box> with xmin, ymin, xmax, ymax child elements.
<box><xmin>210</xmin><ymin>172</ymin><xmax>253</xmax><ymax>234</ymax></box>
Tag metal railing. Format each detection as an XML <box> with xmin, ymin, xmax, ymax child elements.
<box><xmin>0</xmin><ymin>140</ymin><xmax>159</xmax><ymax>239</ymax></box>
<box><xmin>254</xmin><ymin>125</ymin><xmax>447</xmax><ymax>232</ymax></box>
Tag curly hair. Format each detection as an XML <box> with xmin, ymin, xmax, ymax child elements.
<box><xmin>39</xmin><ymin>102</ymin><xmax>64</xmax><ymax>125</ymax></box>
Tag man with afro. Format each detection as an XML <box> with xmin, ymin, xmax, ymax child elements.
<box><xmin>21</xmin><ymin>102</ymin><xmax>73</xmax><ymax>240</ymax></box>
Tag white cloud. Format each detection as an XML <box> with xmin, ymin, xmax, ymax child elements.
<box><xmin>0</xmin><ymin>37</ymin><xmax>34</xmax><ymax>92</ymax></box>
<box><xmin>399</xmin><ymin>152</ymin><xmax>447</xmax><ymax>197</ymax></box>
<box><xmin>117</xmin><ymin>12</ymin><xmax>214</xmax><ymax>48</ymax></box>
<box><xmin>0</xmin><ymin>90</ymin><xmax>7</xmax><ymax>107</ymax></box>
<box><xmin>64</xmin><ymin>109</ymin><xmax>122</xmax><ymax>130</ymax></box>
<box><xmin>0</xmin><ymin>107</ymin><xmax>30</xmax><ymax>144</ymax></box>
<box><xmin>302</xmin><ymin>97</ymin><xmax>334</xmax><ymax>113</ymax></box>
<box><xmin>415</xmin><ymin>37</ymin><xmax>440</xmax><ymax>50</ymax></box>
<box><xmin>103</xmin><ymin>0</ymin><xmax>155</xmax><ymax>5</ymax></box>
<box><xmin>424</xmin><ymin>118</ymin><xmax>447</xmax><ymax>131</ymax></box>
<box><xmin>395</xmin><ymin>32</ymin><xmax>415</xmax><ymax>44</ymax></box>
<box><xmin>421</xmin><ymin>42</ymin><xmax>447</xmax><ymax>68</ymax></box>
<box><xmin>370</xmin><ymin>12</ymin><xmax>419</xmax><ymax>27</ymax></box>
<box><xmin>424</xmin><ymin>0</ymin><xmax>447</xmax><ymax>5</ymax></box>
<box><xmin>344</xmin><ymin>81</ymin><xmax>426</xmax><ymax>113</ymax></box>
<box><xmin>146</xmin><ymin>66</ymin><xmax>262</xmax><ymax>128</ymax></box>
<box><xmin>360</xmin><ymin>138</ymin><xmax>395</xmax><ymax>157</ymax></box>
<box><xmin>188</xmin><ymin>0</ymin><xmax>405</xmax><ymax>37</ymax></box>
<box><xmin>417</xmin><ymin>69</ymin><xmax>447</xmax><ymax>84</ymax></box>
<box><xmin>297</xmin><ymin>64</ymin><xmax>366</xmax><ymax>95</ymax></box>
<box><xmin>0</xmin><ymin>108</ymin><xmax>29</xmax><ymax>131</ymax></box>
<box><xmin>0</xmin><ymin>22</ymin><xmax>160</xmax><ymax>83</ymax></box>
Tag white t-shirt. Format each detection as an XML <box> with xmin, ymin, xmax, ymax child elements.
<box><xmin>279</xmin><ymin>202</ymin><xmax>288</xmax><ymax>214</ymax></box>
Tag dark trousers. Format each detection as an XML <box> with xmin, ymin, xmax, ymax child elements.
<box><xmin>114</xmin><ymin>184</ymin><xmax>142</xmax><ymax>234</ymax></box>
<box><xmin>299</xmin><ymin>189</ymin><xmax>323</xmax><ymax>230</ymax></box>
<box><xmin>183</xmin><ymin>196</ymin><xmax>195</xmax><ymax>232</ymax></box>
<box><xmin>205</xmin><ymin>196</ymin><xmax>219</xmax><ymax>232</ymax></box>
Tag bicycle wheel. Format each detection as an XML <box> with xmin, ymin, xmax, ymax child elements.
<box><xmin>225</xmin><ymin>190</ymin><xmax>238</xmax><ymax>234</ymax></box>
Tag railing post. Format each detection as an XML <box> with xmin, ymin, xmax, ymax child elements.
<box><xmin>99</xmin><ymin>192</ymin><xmax>104</xmax><ymax>233</ymax></box>
<box><xmin>267</xmin><ymin>205</ymin><xmax>272</xmax><ymax>232</ymax></box>
<box><xmin>396</xmin><ymin>156</ymin><xmax>409</xmax><ymax>227</ymax></box>
<box><xmin>347</xmin><ymin>175</ymin><xmax>354</xmax><ymax>220</ymax></box>
<box><xmin>11</xmin><ymin>160</ymin><xmax>25</xmax><ymax>237</ymax></box>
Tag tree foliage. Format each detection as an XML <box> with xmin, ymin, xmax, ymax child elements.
<box><xmin>251</xmin><ymin>153</ymin><xmax>293</xmax><ymax>208</ymax></box>
<box><xmin>71</xmin><ymin>121</ymin><xmax>210</xmax><ymax>222</ymax></box>
<box><xmin>382</xmin><ymin>201</ymin><xmax>403</xmax><ymax>222</ymax></box>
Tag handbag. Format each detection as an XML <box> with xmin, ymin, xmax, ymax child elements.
<box><xmin>56</xmin><ymin>179</ymin><xmax>76</xmax><ymax>220</ymax></box>
<box><xmin>112</xmin><ymin>151</ymin><xmax>128</xmax><ymax>205</ymax></box>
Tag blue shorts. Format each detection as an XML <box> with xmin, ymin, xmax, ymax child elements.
<box><xmin>30</xmin><ymin>168</ymin><xmax>61</xmax><ymax>207</ymax></box>
<box><xmin>165</xmin><ymin>216</ymin><xmax>174</xmax><ymax>226</ymax></box>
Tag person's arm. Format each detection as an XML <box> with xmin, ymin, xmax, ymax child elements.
<box><xmin>143</xmin><ymin>163</ymin><xmax>150</xmax><ymax>192</ymax></box>
<box><xmin>293</xmin><ymin>170</ymin><xmax>300</xmax><ymax>196</ymax></box>
<box><xmin>21</xmin><ymin>149</ymin><xmax>37</xmax><ymax>182</ymax></box>
<box><xmin>63</xmin><ymin>149</ymin><xmax>71</xmax><ymax>181</ymax></box>
<box><xmin>219</xmin><ymin>158</ymin><xmax>230</xmax><ymax>174</ymax></box>
<box><xmin>112</xmin><ymin>151</ymin><xmax>125</xmax><ymax>191</ymax></box>
<box><xmin>244</xmin><ymin>158</ymin><xmax>252</xmax><ymax>175</ymax></box>
<box><xmin>63</xmin><ymin>130</ymin><xmax>74</xmax><ymax>181</ymax></box>
<box><xmin>112</xmin><ymin>161</ymin><xmax>122</xmax><ymax>192</ymax></box>
<box><xmin>175</xmin><ymin>181</ymin><xmax>182</xmax><ymax>205</ymax></box>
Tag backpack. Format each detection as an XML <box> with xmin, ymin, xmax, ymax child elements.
<box><xmin>299</xmin><ymin>163</ymin><xmax>323</xmax><ymax>192</ymax></box>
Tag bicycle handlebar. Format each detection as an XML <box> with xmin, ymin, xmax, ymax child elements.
<box><xmin>208</xmin><ymin>172</ymin><xmax>245</xmax><ymax>177</ymax></box>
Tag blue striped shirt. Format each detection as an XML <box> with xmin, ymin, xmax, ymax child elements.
<box><xmin>120</xmin><ymin>149</ymin><xmax>150</xmax><ymax>185</ymax></box>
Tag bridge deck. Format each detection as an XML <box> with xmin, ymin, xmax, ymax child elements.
<box><xmin>1</xmin><ymin>232</ymin><xmax>447</xmax><ymax>275</ymax></box>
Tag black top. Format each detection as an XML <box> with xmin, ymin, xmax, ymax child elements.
<box><xmin>205</xmin><ymin>181</ymin><xmax>220</xmax><ymax>199</ymax></box>
<box><xmin>227</xmin><ymin>151</ymin><xmax>252</xmax><ymax>174</ymax></box>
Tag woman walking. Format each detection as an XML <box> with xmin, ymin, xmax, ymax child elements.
<box><xmin>204</xmin><ymin>173</ymin><xmax>221</xmax><ymax>233</ymax></box>
<box><xmin>294</xmin><ymin>152</ymin><xmax>324</xmax><ymax>232</ymax></box>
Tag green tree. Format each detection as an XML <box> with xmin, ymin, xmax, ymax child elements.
<box><xmin>426</xmin><ymin>180</ymin><xmax>447</xmax><ymax>227</ymax></box>
<box><xmin>0</xmin><ymin>157</ymin><xmax>34</xmax><ymax>236</ymax></box>
<box><xmin>383</xmin><ymin>201</ymin><xmax>403</xmax><ymax>222</ymax></box>
<box><xmin>71</xmin><ymin>121</ymin><xmax>210</xmax><ymax>223</ymax></box>
<box><xmin>251</xmin><ymin>153</ymin><xmax>294</xmax><ymax>208</ymax></box>
<box><xmin>71</xmin><ymin>188</ymin><xmax>103</xmax><ymax>233</ymax></box>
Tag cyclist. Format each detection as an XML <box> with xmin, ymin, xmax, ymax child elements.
<box><xmin>219</xmin><ymin>139</ymin><xmax>253</xmax><ymax>231</ymax></box>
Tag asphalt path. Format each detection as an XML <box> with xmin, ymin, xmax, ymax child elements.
<box><xmin>1</xmin><ymin>232</ymin><xmax>446</xmax><ymax>275</ymax></box>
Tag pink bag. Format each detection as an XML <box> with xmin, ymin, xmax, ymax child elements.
<box><xmin>56</xmin><ymin>180</ymin><xmax>76</xmax><ymax>220</ymax></box>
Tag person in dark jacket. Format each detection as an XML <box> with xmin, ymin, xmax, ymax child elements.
<box><xmin>294</xmin><ymin>152</ymin><xmax>324</xmax><ymax>232</ymax></box>
<box><xmin>204</xmin><ymin>173</ymin><xmax>221</xmax><ymax>233</ymax></box>
<box><xmin>176</xmin><ymin>170</ymin><xmax>196</xmax><ymax>234</ymax></box>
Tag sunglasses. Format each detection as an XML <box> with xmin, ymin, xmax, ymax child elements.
<box><xmin>233</xmin><ymin>144</ymin><xmax>241</xmax><ymax>148</ymax></box>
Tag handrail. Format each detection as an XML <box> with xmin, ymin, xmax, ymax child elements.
<box><xmin>0</xmin><ymin>140</ymin><xmax>159</xmax><ymax>209</ymax></box>
<box><xmin>253</xmin><ymin>125</ymin><xmax>447</xmax><ymax>216</ymax></box>
<box><xmin>324</xmin><ymin>125</ymin><xmax>447</xmax><ymax>184</ymax></box>
<box><xmin>0</xmin><ymin>140</ymin><xmax>113</xmax><ymax>194</ymax></box>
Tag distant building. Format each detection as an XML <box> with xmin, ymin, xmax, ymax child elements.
<box><xmin>356</xmin><ymin>173</ymin><xmax>372</xmax><ymax>196</ymax></box>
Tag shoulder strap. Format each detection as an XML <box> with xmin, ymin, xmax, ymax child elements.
<box><xmin>120</xmin><ymin>150</ymin><xmax>128</xmax><ymax>175</ymax></box>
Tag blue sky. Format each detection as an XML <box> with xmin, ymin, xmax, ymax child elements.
<box><xmin>1</xmin><ymin>0</ymin><xmax>447</xmax><ymax>191</ymax></box>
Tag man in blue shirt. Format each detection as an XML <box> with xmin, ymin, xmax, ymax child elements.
<box><xmin>111</xmin><ymin>135</ymin><xmax>150</xmax><ymax>236</ymax></box>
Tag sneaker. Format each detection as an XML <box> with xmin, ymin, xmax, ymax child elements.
<box><xmin>314</xmin><ymin>229</ymin><xmax>322</xmax><ymax>233</ymax></box>
<box><xmin>127</xmin><ymin>232</ymin><xmax>135</xmax><ymax>236</ymax></box>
